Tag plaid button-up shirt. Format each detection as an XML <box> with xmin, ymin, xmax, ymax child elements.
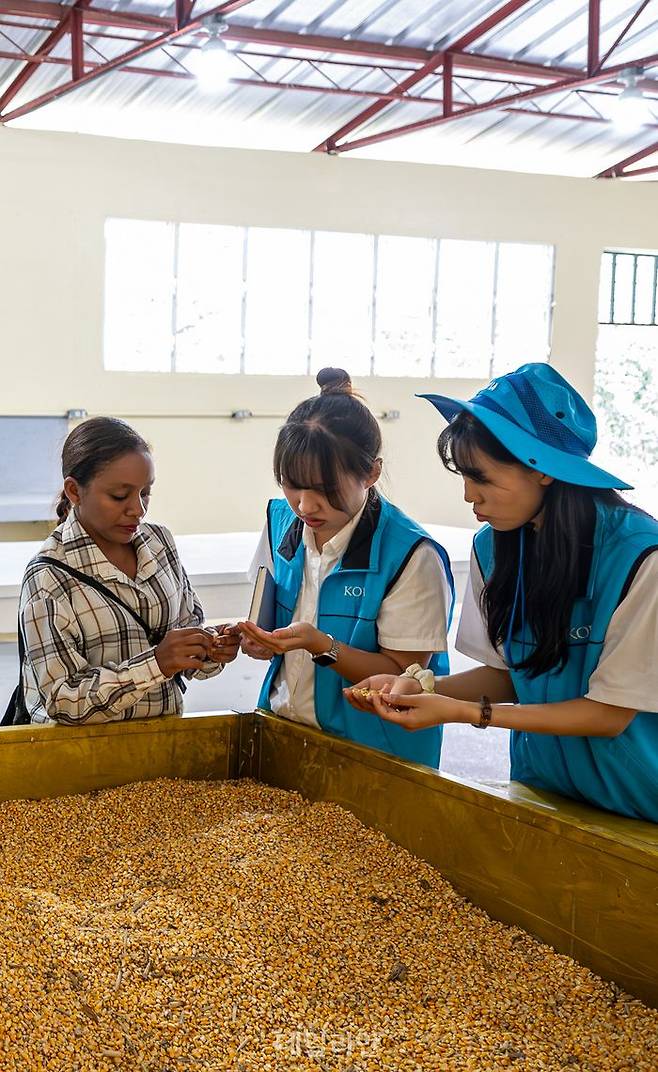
<box><xmin>20</xmin><ymin>513</ymin><xmax>223</xmax><ymax>725</ymax></box>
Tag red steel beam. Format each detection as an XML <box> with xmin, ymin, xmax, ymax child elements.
<box><xmin>598</xmin><ymin>133</ymin><xmax>658</xmax><ymax>177</ymax></box>
<box><xmin>0</xmin><ymin>0</ymin><xmax>256</xmax><ymax>30</ymax></box>
<box><xmin>0</xmin><ymin>0</ymin><xmax>91</xmax><ymax>112</ymax></box>
<box><xmin>222</xmin><ymin>37</ymin><xmax>579</xmax><ymax>82</ymax></box>
<box><xmin>0</xmin><ymin>0</ymin><xmax>95</xmax><ymax>114</ymax></box>
<box><xmin>0</xmin><ymin>41</ymin><xmax>594</xmax><ymax>87</ymax></box>
<box><xmin>598</xmin><ymin>0</ymin><xmax>654</xmax><ymax>70</ymax></box>
<box><xmin>0</xmin><ymin>46</ymin><xmax>193</xmax><ymax>78</ymax></box>
<box><xmin>331</xmin><ymin>50</ymin><xmax>658</xmax><ymax>154</ymax></box>
<box><xmin>175</xmin><ymin>0</ymin><xmax>194</xmax><ymax>31</ymax></box>
<box><xmin>0</xmin><ymin>38</ymin><xmax>419</xmax><ymax>74</ymax></box>
<box><xmin>587</xmin><ymin>0</ymin><xmax>600</xmax><ymax>77</ymax></box>
<box><xmin>452</xmin><ymin>51</ymin><xmax>576</xmax><ymax>81</ymax></box>
<box><xmin>71</xmin><ymin>4</ymin><xmax>84</xmax><ymax>81</ymax></box>
<box><xmin>2</xmin><ymin>1</ymin><xmax>649</xmax><ymax>137</ymax></box>
<box><xmin>0</xmin><ymin>5</ymin><xmax>584</xmax><ymax>78</ymax></box>
<box><xmin>443</xmin><ymin>52</ymin><xmax>453</xmax><ymax>116</ymax></box>
<box><xmin>0</xmin><ymin>50</ymin><xmax>457</xmax><ymax>103</ymax></box>
<box><xmin>311</xmin><ymin>51</ymin><xmax>445</xmax><ymax>152</ymax></box>
<box><xmin>1</xmin><ymin>47</ymin><xmax>653</xmax><ymax>118</ymax></box>
<box><xmin>437</xmin><ymin>0</ymin><xmax>541</xmax><ymax>52</ymax></box>
<box><xmin>0</xmin><ymin>1</ymin><xmax>171</xmax><ymax>31</ymax></box>
<box><xmin>505</xmin><ymin>105</ymin><xmax>658</xmax><ymax>128</ymax></box>
<box><xmin>231</xmin><ymin>78</ymin><xmax>451</xmax><ymax>105</ymax></box>
<box><xmin>0</xmin><ymin>45</ymin><xmax>616</xmax><ymax>106</ymax></box>
<box><xmin>0</xmin><ymin>28</ymin><xmax>598</xmax><ymax>85</ymax></box>
<box><xmin>313</xmin><ymin>0</ymin><xmax>539</xmax><ymax>152</ymax></box>
<box><xmin>226</xmin><ymin>37</ymin><xmax>578</xmax><ymax>81</ymax></box>
<box><xmin>0</xmin><ymin>0</ymin><xmax>257</xmax><ymax>122</ymax></box>
<box><xmin>0</xmin><ymin>23</ymin><xmax>421</xmax><ymax>72</ymax></box>
<box><xmin>0</xmin><ymin>3</ymin><xmax>506</xmax><ymax>60</ymax></box>
<box><xmin>0</xmin><ymin>51</ymin><xmax>655</xmax><ymax>121</ymax></box>
<box><xmin>612</xmin><ymin>163</ymin><xmax>658</xmax><ymax>177</ymax></box>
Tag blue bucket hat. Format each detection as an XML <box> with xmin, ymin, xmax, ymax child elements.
<box><xmin>418</xmin><ymin>362</ymin><xmax>632</xmax><ymax>491</ymax></box>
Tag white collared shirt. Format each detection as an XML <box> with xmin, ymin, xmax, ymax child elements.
<box><xmin>249</xmin><ymin>500</ymin><xmax>450</xmax><ymax>727</ymax></box>
<box><xmin>456</xmin><ymin>547</ymin><xmax>658</xmax><ymax>712</ymax></box>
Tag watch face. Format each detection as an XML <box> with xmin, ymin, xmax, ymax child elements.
<box><xmin>313</xmin><ymin>652</ymin><xmax>337</xmax><ymax>667</ymax></box>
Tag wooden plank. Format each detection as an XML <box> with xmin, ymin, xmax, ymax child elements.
<box><xmin>0</xmin><ymin>712</ymin><xmax>247</xmax><ymax>800</ymax></box>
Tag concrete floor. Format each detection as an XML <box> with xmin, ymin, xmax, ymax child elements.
<box><xmin>0</xmin><ymin>620</ymin><xmax>510</xmax><ymax>782</ymax></box>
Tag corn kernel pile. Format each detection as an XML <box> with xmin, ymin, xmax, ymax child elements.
<box><xmin>0</xmin><ymin>778</ymin><xmax>656</xmax><ymax>1072</ymax></box>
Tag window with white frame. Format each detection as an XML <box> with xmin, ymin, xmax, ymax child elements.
<box><xmin>104</xmin><ymin>219</ymin><xmax>555</xmax><ymax>378</ymax></box>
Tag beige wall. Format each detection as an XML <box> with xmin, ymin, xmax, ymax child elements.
<box><xmin>1</xmin><ymin>128</ymin><xmax>657</xmax><ymax>536</ymax></box>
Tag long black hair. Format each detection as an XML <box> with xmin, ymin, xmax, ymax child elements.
<box><xmin>56</xmin><ymin>417</ymin><xmax>150</xmax><ymax>523</ymax></box>
<box><xmin>438</xmin><ymin>411</ymin><xmax>637</xmax><ymax>677</ymax></box>
<box><xmin>273</xmin><ymin>367</ymin><xmax>382</xmax><ymax>512</ymax></box>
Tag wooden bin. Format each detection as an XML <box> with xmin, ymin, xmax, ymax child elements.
<box><xmin>1</xmin><ymin>711</ymin><xmax>657</xmax><ymax>1007</ymax></box>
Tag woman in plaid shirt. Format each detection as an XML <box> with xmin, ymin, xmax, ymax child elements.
<box><xmin>18</xmin><ymin>418</ymin><xmax>239</xmax><ymax>725</ymax></box>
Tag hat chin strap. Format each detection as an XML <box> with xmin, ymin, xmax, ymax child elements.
<box><xmin>504</xmin><ymin>526</ymin><xmax>528</xmax><ymax>669</ymax></box>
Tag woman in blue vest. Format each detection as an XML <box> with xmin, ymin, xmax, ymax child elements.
<box><xmin>239</xmin><ymin>367</ymin><xmax>455</xmax><ymax>767</ymax></box>
<box><xmin>347</xmin><ymin>363</ymin><xmax>658</xmax><ymax>822</ymax></box>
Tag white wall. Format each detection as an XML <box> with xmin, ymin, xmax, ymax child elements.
<box><xmin>1</xmin><ymin>128</ymin><xmax>657</xmax><ymax>536</ymax></box>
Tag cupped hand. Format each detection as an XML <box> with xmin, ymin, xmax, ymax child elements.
<box><xmin>240</xmin><ymin>633</ymin><xmax>274</xmax><ymax>661</ymax></box>
<box><xmin>238</xmin><ymin>620</ymin><xmax>328</xmax><ymax>656</ymax></box>
<box><xmin>343</xmin><ymin>674</ymin><xmax>422</xmax><ymax>712</ymax></box>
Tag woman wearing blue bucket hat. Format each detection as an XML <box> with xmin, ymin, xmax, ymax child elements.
<box><xmin>346</xmin><ymin>362</ymin><xmax>658</xmax><ymax>822</ymax></box>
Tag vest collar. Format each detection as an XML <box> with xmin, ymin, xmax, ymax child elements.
<box><xmin>277</xmin><ymin>516</ymin><xmax>304</xmax><ymax>562</ymax></box>
<box><xmin>276</xmin><ymin>492</ymin><xmax>383</xmax><ymax>571</ymax></box>
<box><xmin>341</xmin><ymin>493</ymin><xmax>382</xmax><ymax>571</ymax></box>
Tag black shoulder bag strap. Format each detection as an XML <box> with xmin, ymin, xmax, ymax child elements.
<box><xmin>36</xmin><ymin>557</ymin><xmax>161</xmax><ymax>641</ymax></box>
<box><xmin>2</xmin><ymin>616</ymin><xmax>29</xmax><ymax>726</ymax></box>
<box><xmin>2</xmin><ymin>555</ymin><xmax>186</xmax><ymax>728</ymax></box>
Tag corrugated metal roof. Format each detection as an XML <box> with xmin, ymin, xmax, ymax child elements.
<box><xmin>0</xmin><ymin>0</ymin><xmax>657</xmax><ymax>177</ymax></box>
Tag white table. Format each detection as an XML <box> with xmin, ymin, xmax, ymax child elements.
<box><xmin>0</xmin><ymin>494</ymin><xmax>57</xmax><ymax>523</ymax></box>
<box><xmin>0</xmin><ymin>526</ymin><xmax>474</xmax><ymax>635</ymax></box>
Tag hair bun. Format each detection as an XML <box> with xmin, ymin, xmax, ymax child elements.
<box><xmin>316</xmin><ymin>367</ymin><xmax>353</xmax><ymax>396</ymax></box>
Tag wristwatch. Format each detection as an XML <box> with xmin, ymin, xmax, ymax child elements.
<box><xmin>311</xmin><ymin>633</ymin><xmax>340</xmax><ymax>667</ymax></box>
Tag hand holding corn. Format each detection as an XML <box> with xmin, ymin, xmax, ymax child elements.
<box><xmin>344</xmin><ymin>673</ymin><xmax>423</xmax><ymax>712</ymax></box>
<box><xmin>207</xmin><ymin>624</ymin><xmax>241</xmax><ymax>664</ymax></box>
<box><xmin>154</xmin><ymin>628</ymin><xmax>217</xmax><ymax>677</ymax></box>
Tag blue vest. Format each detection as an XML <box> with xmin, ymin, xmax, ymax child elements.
<box><xmin>474</xmin><ymin>503</ymin><xmax>658</xmax><ymax>821</ymax></box>
<box><xmin>257</xmin><ymin>495</ymin><xmax>454</xmax><ymax>767</ymax></box>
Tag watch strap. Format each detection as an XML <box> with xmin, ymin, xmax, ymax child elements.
<box><xmin>311</xmin><ymin>633</ymin><xmax>339</xmax><ymax>666</ymax></box>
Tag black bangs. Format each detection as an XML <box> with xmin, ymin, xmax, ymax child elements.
<box><xmin>437</xmin><ymin>411</ymin><xmax>521</xmax><ymax>475</ymax></box>
<box><xmin>438</xmin><ymin>420</ymin><xmax>484</xmax><ymax>479</ymax></box>
<box><xmin>273</xmin><ymin>383</ymin><xmax>382</xmax><ymax>512</ymax></box>
<box><xmin>273</xmin><ymin>423</ymin><xmax>347</xmax><ymax>511</ymax></box>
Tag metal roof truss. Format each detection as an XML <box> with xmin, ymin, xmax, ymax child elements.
<box><xmin>0</xmin><ymin>0</ymin><xmax>656</xmax><ymax>178</ymax></box>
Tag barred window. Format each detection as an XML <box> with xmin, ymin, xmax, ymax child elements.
<box><xmin>595</xmin><ymin>249</ymin><xmax>658</xmax><ymax>515</ymax></box>
<box><xmin>599</xmin><ymin>251</ymin><xmax>658</xmax><ymax>326</ymax></box>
